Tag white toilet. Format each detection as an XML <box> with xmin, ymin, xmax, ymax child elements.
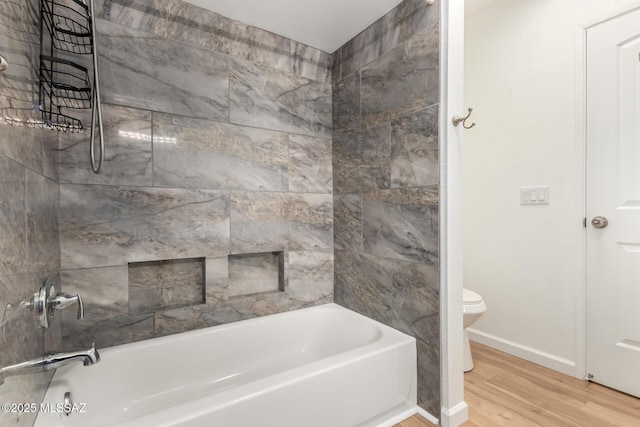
<box><xmin>463</xmin><ymin>288</ymin><xmax>487</xmax><ymax>372</ymax></box>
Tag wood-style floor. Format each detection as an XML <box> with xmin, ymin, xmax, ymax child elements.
<box><xmin>395</xmin><ymin>341</ymin><xmax>640</xmax><ymax>427</ymax></box>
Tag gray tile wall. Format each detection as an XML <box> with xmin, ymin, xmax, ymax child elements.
<box><xmin>331</xmin><ymin>0</ymin><xmax>441</xmax><ymax>415</ymax></box>
<box><xmin>58</xmin><ymin>0</ymin><xmax>333</xmax><ymax>351</ymax></box>
<box><xmin>1</xmin><ymin>0</ymin><xmax>441</xmax><ymax>423</ymax></box>
<box><xmin>0</xmin><ymin>0</ymin><xmax>60</xmax><ymax>424</ymax></box>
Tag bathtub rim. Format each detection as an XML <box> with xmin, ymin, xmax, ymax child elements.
<box><xmin>40</xmin><ymin>303</ymin><xmax>419</xmax><ymax>427</ymax></box>
<box><xmin>83</xmin><ymin>302</ymin><xmax>411</xmax><ymax>358</ymax></box>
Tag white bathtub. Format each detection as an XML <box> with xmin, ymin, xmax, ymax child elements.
<box><xmin>35</xmin><ymin>303</ymin><xmax>417</xmax><ymax>427</ymax></box>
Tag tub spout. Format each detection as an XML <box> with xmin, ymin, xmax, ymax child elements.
<box><xmin>0</xmin><ymin>343</ymin><xmax>100</xmax><ymax>386</ymax></box>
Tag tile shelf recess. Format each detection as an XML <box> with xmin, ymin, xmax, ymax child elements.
<box><xmin>228</xmin><ymin>251</ymin><xmax>285</xmax><ymax>298</ymax></box>
<box><xmin>127</xmin><ymin>252</ymin><xmax>286</xmax><ymax>316</ymax></box>
<box><xmin>128</xmin><ymin>257</ymin><xmax>205</xmax><ymax>315</ymax></box>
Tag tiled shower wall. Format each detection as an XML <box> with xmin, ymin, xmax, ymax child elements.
<box><xmin>331</xmin><ymin>0</ymin><xmax>441</xmax><ymax>415</ymax></box>
<box><xmin>0</xmin><ymin>0</ymin><xmax>61</xmax><ymax>425</ymax></box>
<box><xmin>57</xmin><ymin>0</ymin><xmax>334</xmax><ymax>350</ymax></box>
<box><xmin>1</xmin><ymin>0</ymin><xmax>441</xmax><ymax>423</ymax></box>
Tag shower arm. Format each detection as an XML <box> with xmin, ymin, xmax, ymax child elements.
<box><xmin>88</xmin><ymin>0</ymin><xmax>104</xmax><ymax>174</ymax></box>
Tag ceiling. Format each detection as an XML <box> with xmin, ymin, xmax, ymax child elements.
<box><xmin>183</xmin><ymin>0</ymin><xmax>404</xmax><ymax>53</ymax></box>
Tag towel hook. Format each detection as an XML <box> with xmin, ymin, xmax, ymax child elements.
<box><xmin>452</xmin><ymin>108</ymin><xmax>475</xmax><ymax>129</ymax></box>
<box><xmin>0</xmin><ymin>55</ymin><xmax>8</xmax><ymax>72</ymax></box>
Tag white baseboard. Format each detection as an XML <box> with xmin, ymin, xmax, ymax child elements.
<box><xmin>376</xmin><ymin>406</ymin><xmax>439</xmax><ymax>427</ymax></box>
<box><xmin>418</xmin><ymin>407</ymin><xmax>440</xmax><ymax>425</ymax></box>
<box><xmin>467</xmin><ymin>328</ymin><xmax>576</xmax><ymax>377</ymax></box>
<box><xmin>377</xmin><ymin>406</ymin><xmax>421</xmax><ymax>427</ymax></box>
<box><xmin>440</xmin><ymin>401</ymin><xmax>468</xmax><ymax>427</ymax></box>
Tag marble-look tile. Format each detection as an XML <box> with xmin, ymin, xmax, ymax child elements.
<box><xmin>129</xmin><ymin>258</ymin><xmax>205</xmax><ymax>315</ymax></box>
<box><xmin>1</xmin><ymin>0</ymin><xmax>39</xmax><ymax>42</ymax></box>
<box><xmin>62</xmin><ymin>313</ymin><xmax>154</xmax><ymax>350</ymax></box>
<box><xmin>334</xmin><ymin>249</ymin><xmax>440</xmax><ymax>415</ymax></box>
<box><xmin>381</xmin><ymin>0</ymin><xmax>440</xmax><ymax>55</ymax></box>
<box><xmin>153</xmin><ymin>114</ymin><xmax>288</xmax><ymax>191</ymax></box>
<box><xmin>96</xmin><ymin>0</ymin><xmax>330</xmax><ymax>83</ymax></box>
<box><xmin>291</xmin><ymin>41</ymin><xmax>331</xmax><ymax>83</ymax></box>
<box><xmin>341</xmin><ymin>21</ymin><xmax>382</xmax><ymax>78</ymax></box>
<box><xmin>417</xmin><ymin>338</ymin><xmax>440</xmax><ymax>415</ymax></box>
<box><xmin>154</xmin><ymin>303</ymin><xmax>214</xmax><ymax>337</ymax></box>
<box><xmin>229</xmin><ymin>57</ymin><xmax>332</xmax><ymax>139</ymax></box>
<box><xmin>0</xmin><ymin>156</ymin><xmax>26</xmax><ymax>277</ymax></box>
<box><xmin>330</xmin><ymin>50</ymin><xmax>341</xmax><ymax>83</ymax></box>
<box><xmin>333</xmin><ymin>193</ymin><xmax>363</xmax><ymax>252</ymax></box>
<box><xmin>0</xmin><ymin>123</ymin><xmax>44</xmax><ymax>175</ymax></box>
<box><xmin>0</xmin><ymin>273</ymin><xmax>45</xmax><ymax>366</ymax></box>
<box><xmin>333</xmin><ymin>72</ymin><xmax>361</xmax><ymax>131</ymax></box>
<box><xmin>230</xmin><ymin>192</ymin><xmax>333</xmax><ymax>254</ymax></box>
<box><xmin>42</xmin><ymin>130</ymin><xmax>59</xmax><ymax>183</ymax></box>
<box><xmin>26</xmin><ymin>170</ymin><xmax>59</xmax><ymax>273</ymax></box>
<box><xmin>0</xmin><ymin>0</ymin><xmax>28</xmax><ymax>37</ymax></box>
<box><xmin>287</xmin><ymin>251</ymin><xmax>333</xmax><ymax>303</ymax></box>
<box><xmin>0</xmin><ymin>272</ymin><xmax>54</xmax><ymax>427</ymax></box>
<box><xmin>59</xmin><ymin>105</ymin><xmax>152</xmax><ymax>186</ymax></box>
<box><xmin>0</xmin><ymin>368</ymin><xmax>51</xmax><ymax>427</ymax></box>
<box><xmin>336</xmin><ymin>251</ymin><xmax>439</xmax><ymax>339</ymax></box>
<box><xmin>223</xmin><ymin>21</ymin><xmax>291</xmax><ymax>73</ymax></box>
<box><xmin>288</xmin><ymin>134</ymin><xmax>332</xmax><ymax>193</ymax></box>
<box><xmin>363</xmin><ymin>187</ymin><xmax>439</xmax><ymax>264</ymax></box>
<box><xmin>154</xmin><ymin>291</ymin><xmax>329</xmax><ymax>338</ymax></box>
<box><xmin>332</xmin><ymin>124</ymin><xmax>391</xmax><ymax>193</ymax></box>
<box><xmin>96</xmin><ymin>0</ymin><xmax>187</xmax><ymax>40</ymax></box>
<box><xmin>60</xmin><ymin>185</ymin><xmax>230</xmax><ymax>269</ymax></box>
<box><xmin>361</xmin><ymin>23</ymin><xmax>439</xmax><ymax>127</ymax></box>
<box><xmin>0</xmin><ymin>6</ymin><xmax>41</xmax><ymax>127</ymax></box>
<box><xmin>0</xmin><ymin>13</ymin><xmax>39</xmax><ymax>95</ymax></box>
<box><xmin>389</xmin><ymin>260</ymin><xmax>439</xmax><ymax>341</ymax></box>
<box><xmin>333</xmin><ymin>250</ymin><xmax>394</xmax><ymax>323</ymax></box>
<box><xmin>60</xmin><ymin>266</ymin><xmax>129</xmax><ymax>324</ymax></box>
<box><xmin>97</xmin><ymin>18</ymin><xmax>229</xmax><ymax>120</ymax></box>
<box><xmin>331</xmin><ymin>3</ymin><xmax>442</xmax><ymax>412</ymax></box>
<box><xmin>391</xmin><ymin>106</ymin><xmax>439</xmax><ymax>188</ymax></box>
<box><xmin>205</xmin><ymin>256</ymin><xmax>229</xmax><ymax>303</ymax></box>
<box><xmin>228</xmin><ymin>252</ymin><xmax>282</xmax><ymax>298</ymax></box>
<box><xmin>0</xmin><ymin>2</ymin><xmax>55</xmax><ymax>421</ymax></box>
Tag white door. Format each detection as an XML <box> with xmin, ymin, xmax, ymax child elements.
<box><xmin>586</xmin><ymin>7</ymin><xmax>640</xmax><ymax>398</ymax></box>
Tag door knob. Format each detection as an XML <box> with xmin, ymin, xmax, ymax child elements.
<box><xmin>591</xmin><ymin>216</ymin><xmax>608</xmax><ymax>229</ymax></box>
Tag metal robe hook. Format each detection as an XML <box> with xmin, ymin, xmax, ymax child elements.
<box><xmin>452</xmin><ymin>108</ymin><xmax>476</xmax><ymax>129</ymax></box>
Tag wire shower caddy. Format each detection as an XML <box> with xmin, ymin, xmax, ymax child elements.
<box><xmin>39</xmin><ymin>0</ymin><xmax>105</xmax><ymax>171</ymax></box>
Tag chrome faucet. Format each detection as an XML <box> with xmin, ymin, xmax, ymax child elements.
<box><xmin>0</xmin><ymin>343</ymin><xmax>100</xmax><ymax>386</ymax></box>
<box><xmin>34</xmin><ymin>280</ymin><xmax>84</xmax><ymax>329</ymax></box>
<box><xmin>1</xmin><ymin>280</ymin><xmax>84</xmax><ymax>331</ymax></box>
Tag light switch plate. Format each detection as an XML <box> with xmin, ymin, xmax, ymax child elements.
<box><xmin>521</xmin><ymin>186</ymin><xmax>549</xmax><ymax>205</ymax></box>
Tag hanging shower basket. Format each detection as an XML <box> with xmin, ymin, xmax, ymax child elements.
<box><xmin>41</xmin><ymin>0</ymin><xmax>93</xmax><ymax>55</ymax></box>
<box><xmin>39</xmin><ymin>55</ymin><xmax>91</xmax><ymax>109</ymax></box>
<box><xmin>38</xmin><ymin>0</ymin><xmax>106</xmax><ymax>172</ymax></box>
<box><xmin>38</xmin><ymin>0</ymin><xmax>95</xmax><ymax>131</ymax></box>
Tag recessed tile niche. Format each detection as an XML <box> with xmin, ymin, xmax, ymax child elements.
<box><xmin>228</xmin><ymin>251</ymin><xmax>285</xmax><ymax>298</ymax></box>
<box><xmin>129</xmin><ymin>258</ymin><xmax>205</xmax><ymax>315</ymax></box>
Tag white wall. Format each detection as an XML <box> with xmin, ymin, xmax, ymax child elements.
<box><xmin>463</xmin><ymin>0</ymin><xmax>638</xmax><ymax>374</ymax></box>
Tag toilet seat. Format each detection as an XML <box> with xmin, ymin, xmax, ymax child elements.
<box><xmin>463</xmin><ymin>288</ymin><xmax>483</xmax><ymax>304</ymax></box>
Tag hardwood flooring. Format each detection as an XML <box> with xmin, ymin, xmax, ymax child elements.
<box><xmin>394</xmin><ymin>414</ymin><xmax>434</xmax><ymax>427</ymax></box>
<box><xmin>395</xmin><ymin>341</ymin><xmax>640</xmax><ymax>427</ymax></box>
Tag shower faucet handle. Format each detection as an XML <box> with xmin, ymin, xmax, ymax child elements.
<box><xmin>49</xmin><ymin>292</ymin><xmax>84</xmax><ymax>320</ymax></box>
<box><xmin>33</xmin><ymin>281</ymin><xmax>85</xmax><ymax>329</ymax></box>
